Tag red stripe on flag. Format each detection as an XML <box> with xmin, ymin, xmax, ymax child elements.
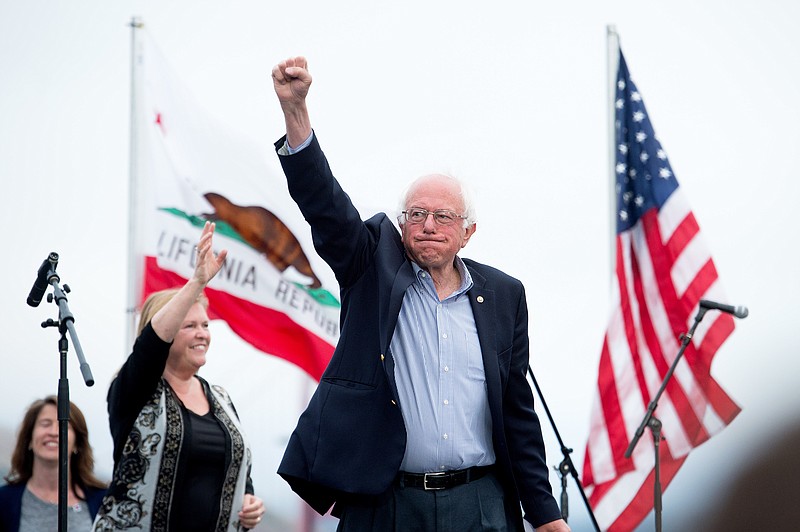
<box><xmin>597</xmin><ymin>337</ymin><xmax>633</xmax><ymax>477</ymax></box>
<box><xmin>605</xmin><ymin>453</ymin><xmax>687</xmax><ymax>532</ymax></box>
<box><xmin>664</xmin><ymin>211</ymin><xmax>698</xmax><ymax>257</ymax></box>
<box><xmin>679</xmin><ymin>259</ymin><xmax>717</xmax><ymax>310</ymax></box>
<box><xmin>144</xmin><ymin>256</ymin><xmax>333</xmax><ymax>380</ymax></box>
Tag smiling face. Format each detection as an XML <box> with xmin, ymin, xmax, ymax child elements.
<box><xmin>400</xmin><ymin>174</ymin><xmax>476</xmax><ymax>272</ymax></box>
<box><xmin>30</xmin><ymin>403</ymin><xmax>75</xmax><ymax>465</ymax></box>
<box><xmin>166</xmin><ymin>302</ymin><xmax>211</xmax><ymax>376</ymax></box>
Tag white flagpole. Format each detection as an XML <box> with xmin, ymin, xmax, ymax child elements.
<box><xmin>606</xmin><ymin>25</ymin><xmax>620</xmax><ymax>277</ymax></box>
<box><xmin>126</xmin><ymin>17</ymin><xmax>145</xmax><ymax>353</ymax></box>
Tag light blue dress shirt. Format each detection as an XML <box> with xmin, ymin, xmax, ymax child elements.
<box><xmin>392</xmin><ymin>259</ymin><xmax>495</xmax><ymax>473</ymax></box>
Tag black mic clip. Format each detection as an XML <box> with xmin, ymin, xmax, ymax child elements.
<box><xmin>26</xmin><ymin>252</ymin><xmax>60</xmax><ymax>307</ymax></box>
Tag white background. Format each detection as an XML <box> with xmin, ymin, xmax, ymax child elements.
<box><xmin>1</xmin><ymin>1</ymin><xmax>799</xmax><ymax>530</ymax></box>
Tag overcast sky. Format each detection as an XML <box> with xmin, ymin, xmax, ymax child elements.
<box><xmin>2</xmin><ymin>1</ymin><xmax>799</xmax><ymax>530</ymax></box>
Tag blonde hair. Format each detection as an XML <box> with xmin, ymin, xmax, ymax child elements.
<box><xmin>137</xmin><ymin>289</ymin><xmax>209</xmax><ymax>336</ymax></box>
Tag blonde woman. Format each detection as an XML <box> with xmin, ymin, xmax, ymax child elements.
<box><xmin>93</xmin><ymin>222</ymin><xmax>265</xmax><ymax>531</ymax></box>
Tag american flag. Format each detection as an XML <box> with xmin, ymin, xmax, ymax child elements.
<box><xmin>581</xmin><ymin>49</ymin><xmax>741</xmax><ymax>531</ymax></box>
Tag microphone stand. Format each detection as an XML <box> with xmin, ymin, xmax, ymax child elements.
<box><xmin>623</xmin><ymin>307</ymin><xmax>708</xmax><ymax>532</ymax></box>
<box><xmin>38</xmin><ymin>262</ymin><xmax>94</xmax><ymax>532</ymax></box>
<box><xmin>527</xmin><ymin>366</ymin><xmax>601</xmax><ymax>531</ymax></box>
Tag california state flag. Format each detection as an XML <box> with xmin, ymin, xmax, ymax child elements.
<box><xmin>130</xmin><ymin>29</ymin><xmax>338</xmax><ymax>380</ymax></box>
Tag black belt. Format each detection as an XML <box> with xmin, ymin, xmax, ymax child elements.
<box><xmin>398</xmin><ymin>465</ymin><xmax>494</xmax><ymax>491</ymax></box>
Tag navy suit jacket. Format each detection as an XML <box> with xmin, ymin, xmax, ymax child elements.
<box><xmin>0</xmin><ymin>482</ymin><xmax>105</xmax><ymax>532</ymax></box>
<box><xmin>275</xmin><ymin>134</ymin><xmax>562</xmax><ymax>528</ymax></box>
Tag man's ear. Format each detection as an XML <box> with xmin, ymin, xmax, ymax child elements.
<box><xmin>462</xmin><ymin>223</ymin><xmax>477</xmax><ymax>247</ymax></box>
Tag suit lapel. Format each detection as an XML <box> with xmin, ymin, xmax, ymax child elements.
<box><xmin>467</xmin><ymin>268</ymin><xmax>502</xmax><ymax>408</ymax></box>
<box><xmin>380</xmin><ymin>259</ymin><xmax>416</xmax><ymax>402</ymax></box>
<box><xmin>381</xmin><ymin>259</ymin><xmax>416</xmax><ymax>350</ymax></box>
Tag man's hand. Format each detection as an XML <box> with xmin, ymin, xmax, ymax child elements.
<box><xmin>272</xmin><ymin>56</ymin><xmax>312</xmax><ymax>106</ymax></box>
<box><xmin>272</xmin><ymin>56</ymin><xmax>313</xmax><ymax>148</ymax></box>
<box><xmin>526</xmin><ymin>518</ymin><xmax>571</xmax><ymax>532</ymax></box>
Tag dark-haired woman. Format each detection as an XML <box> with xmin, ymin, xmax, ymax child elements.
<box><xmin>0</xmin><ymin>396</ymin><xmax>106</xmax><ymax>531</ymax></box>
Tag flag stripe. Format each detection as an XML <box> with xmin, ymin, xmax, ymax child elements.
<box><xmin>144</xmin><ymin>256</ymin><xmax>333</xmax><ymax>380</ymax></box>
<box><xmin>605</xmin><ymin>454</ymin><xmax>687</xmax><ymax>532</ymax></box>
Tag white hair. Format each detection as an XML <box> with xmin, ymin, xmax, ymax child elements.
<box><xmin>396</xmin><ymin>173</ymin><xmax>477</xmax><ymax>228</ymax></box>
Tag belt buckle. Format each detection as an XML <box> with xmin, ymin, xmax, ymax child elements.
<box><xmin>423</xmin><ymin>471</ymin><xmax>447</xmax><ymax>491</ymax></box>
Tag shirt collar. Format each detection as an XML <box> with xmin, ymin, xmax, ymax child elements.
<box><xmin>410</xmin><ymin>256</ymin><xmax>474</xmax><ymax>299</ymax></box>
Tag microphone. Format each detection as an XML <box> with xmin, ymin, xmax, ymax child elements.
<box><xmin>699</xmin><ymin>299</ymin><xmax>749</xmax><ymax>319</ymax></box>
<box><xmin>27</xmin><ymin>252</ymin><xmax>59</xmax><ymax>307</ymax></box>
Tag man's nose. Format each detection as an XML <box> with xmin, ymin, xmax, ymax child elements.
<box><xmin>422</xmin><ymin>212</ymin><xmax>438</xmax><ymax>230</ymax></box>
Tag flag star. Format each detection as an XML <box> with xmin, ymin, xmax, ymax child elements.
<box><xmin>618</xmin><ymin>80</ymin><xmax>626</xmax><ymax>90</ymax></box>
<box><xmin>616</xmin><ymin>162</ymin><xmax>627</xmax><ymax>174</ymax></box>
<box><xmin>623</xmin><ymin>191</ymin><xmax>633</xmax><ymax>204</ymax></box>
<box><xmin>618</xmin><ymin>144</ymin><xmax>629</xmax><ymax>155</ymax></box>
<box><xmin>636</xmin><ymin>131</ymin><xmax>647</xmax><ymax>143</ymax></box>
<box><xmin>640</xmin><ymin>152</ymin><xmax>649</xmax><ymax>163</ymax></box>
<box><xmin>619</xmin><ymin>210</ymin><xmax>629</xmax><ymax>222</ymax></box>
<box><xmin>633</xmin><ymin>111</ymin><xmax>646</xmax><ymax>123</ymax></box>
<box><xmin>657</xmin><ymin>149</ymin><xmax>667</xmax><ymax>160</ymax></box>
<box><xmin>631</xmin><ymin>91</ymin><xmax>642</xmax><ymax>102</ymax></box>
<box><xmin>615</xmin><ymin>183</ymin><xmax>622</xmax><ymax>194</ymax></box>
<box><xmin>628</xmin><ymin>168</ymin><xmax>637</xmax><ymax>178</ymax></box>
<box><xmin>659</xmin><ymin>167</ymin><xmax>672</xmax><ymax>179</ymax></box>
<box><xmin>634</xmin><ymin>195</ymin><xmax>644</xmax><ymax>207</ymax></box>
<box><xmin>154</xmin><ymin>112</ymin><xmax>166</xmax><ymax>134</ymax></box>
<box><xmin>616</xmin><ymin>99</ymin><xmax>625</xmax><ymax>109</ymax></box>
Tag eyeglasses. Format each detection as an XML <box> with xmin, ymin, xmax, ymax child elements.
<box><xmin>402</xmin><ymin>208</ymin><xmax>466</xmax><ymax>226</ymax></box>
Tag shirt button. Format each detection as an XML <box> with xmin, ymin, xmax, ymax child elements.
<box><xmin>442</xmin><ymin>333</ymin><xmax>448</xmax><ymax>339</ymax></box>
<box><xmin>444</xmin><ymin>366</ymin><xmax>449</xmax><ymax>372</ymax></box>
<box><xmin>443</xmin><ymin>399</ymin><xmax>449</xmax><ymax>405</ymax></box>
<box><xmin>443</xmin><ymin>433</ymin><xmax>448</xmax><ymax>440</ymax></box>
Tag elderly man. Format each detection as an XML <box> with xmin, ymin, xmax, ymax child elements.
<box><xmin>272</xmin><ymin>56</ymin><xmax>569</xmax><ymax>532</ymax></box>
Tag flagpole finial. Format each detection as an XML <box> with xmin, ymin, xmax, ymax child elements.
<box><xmin>130</xmin><ymin>16</ymin><xmax>144</xmax><ymax>29</ymax></box>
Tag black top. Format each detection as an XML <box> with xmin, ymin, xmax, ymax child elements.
<box><xmin>171</xmin><ymin>409</ymin><xmax>227</xmax><ymax>531</ymax></box>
